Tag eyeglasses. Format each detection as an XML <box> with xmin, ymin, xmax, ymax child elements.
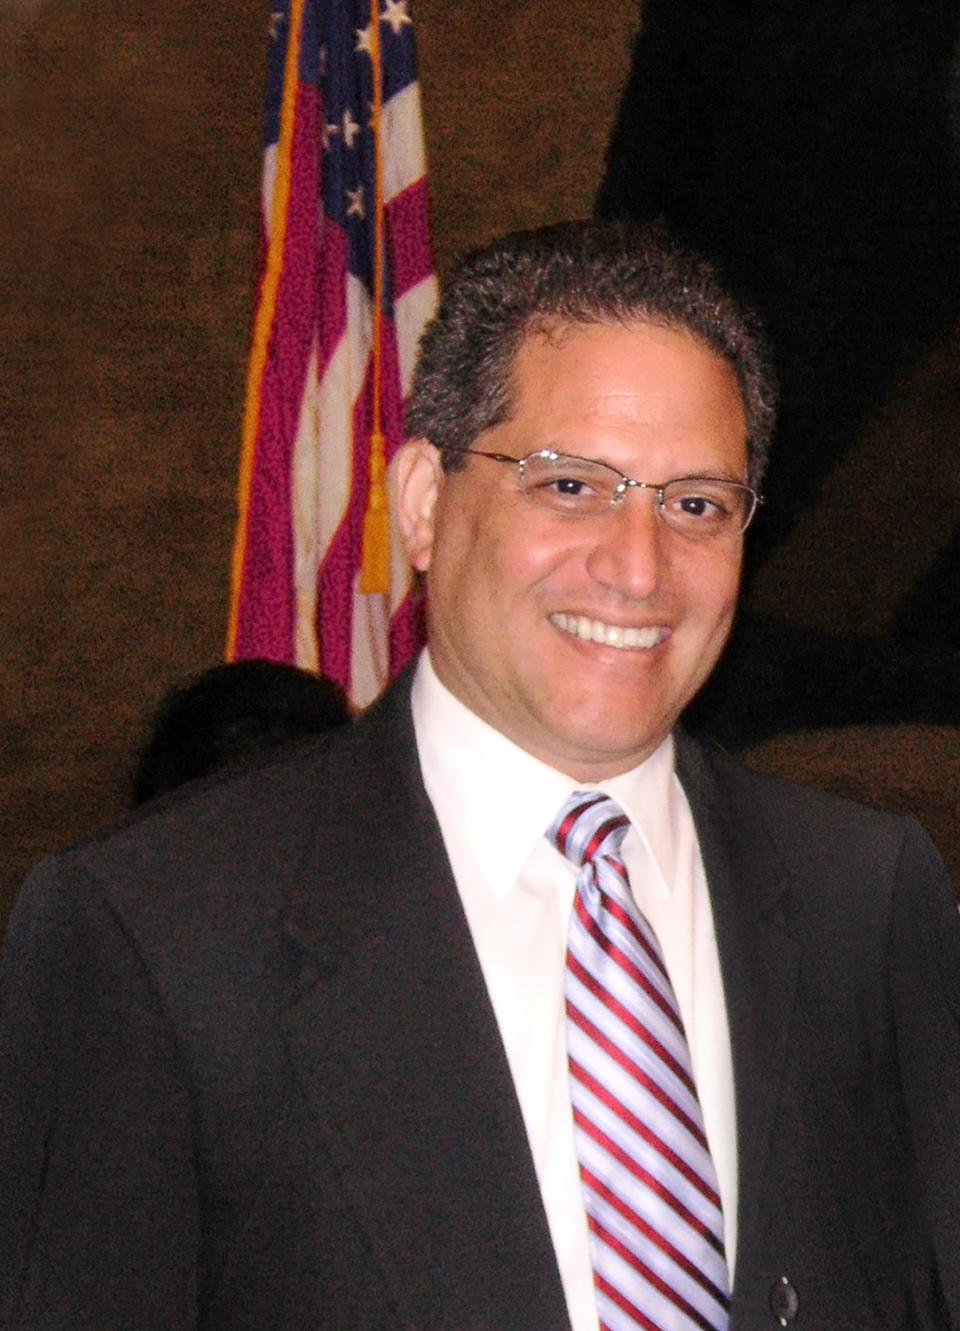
<box><xmin>441</xmin><ymin>446</ymin><xmax>762</xmax><ymax>539</ymax></box>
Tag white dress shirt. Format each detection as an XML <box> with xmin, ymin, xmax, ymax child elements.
<box><xmin>411</xmin><ymin>651</ymin><xmax>737</xmax><ymax>1331</ymax></box>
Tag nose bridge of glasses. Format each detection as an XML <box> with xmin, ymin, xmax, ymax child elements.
<box><xmin>615</xmin><ymin>475</ymin><xmax>665</xmax><ymax>509</ymax></box>
<box><xmin>609</xmin><ymin>480</ymin><xmax>671</xmax><ymax>551</ymax></box>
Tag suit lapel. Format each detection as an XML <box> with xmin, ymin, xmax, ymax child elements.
<box><xmin>275</xmin><ymin>696</ymin><xmax>798</xmax><ymax>1325</ymax></box>
<box><xmin>675</xmin><ymin>731</ymin><xmax>801</xmax><ymax>1284</ymax></box>
<box><xmin>280</xmin><ymin>679</ymin><xmax>572</xmax><ymax>1331</ymax></box>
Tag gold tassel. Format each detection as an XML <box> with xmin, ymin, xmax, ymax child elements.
<box><xmin>358</xmin><ymin>429</ymin><xmax>390</xmax><ymax>593</ymax></box>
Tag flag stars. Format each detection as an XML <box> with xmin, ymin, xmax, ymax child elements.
<box><xmin>322</xmin><ymin>121</ymin><xmax>339</xmax><ymax>150</ymax></box>
<box><xmin>346</xmin><ymin>185</ymin><xmax>365</xmax><ymax>219</ymax></box>
<box><xmin>380</xmin><ymin>0</ymin><xmax>412</xmax><ymax>35</ymax></box>
<box><xmin>268</xmin><ymin>10</ymin><xmax>284</xmax><ymax>39</ymax></box>
<box><xmin>342</xmin><ymin>107</ymin><xmax>361</xmax><ymax>148</ymax></box>
<box><xmin>355</xmin><ymin>23</ymin><xmax>373</xmax><ymax>55</ymax></box>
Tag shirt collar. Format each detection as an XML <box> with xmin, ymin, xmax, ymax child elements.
<box><xmin>411</xmin><ymin>651</ymin><xmax>679</xmax><ymax>898</ymax></box>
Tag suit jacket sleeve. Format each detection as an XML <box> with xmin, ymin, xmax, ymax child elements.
<box><xmin>889</xmin><ymin>819</ymin><xmax>960</xmax><ymax>1327</ymax></box>
<box><xmin>0</xmin><ymin>855</ymin><xmax>200</xmax><ymax>1330</ymax></box>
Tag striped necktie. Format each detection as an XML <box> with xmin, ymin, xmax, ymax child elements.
<box><xmin>549</xmin><ymin>790</ymin><xmax>730</xmax><ymax>1331</ymax></box>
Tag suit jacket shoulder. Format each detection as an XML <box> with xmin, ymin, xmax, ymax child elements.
<box><xmin>674</xmin><ymin>729</ymin><xmax>960</xmax><ymax>1329</ymax></box>
<box><xmin>0</xmin><ymin>675</ymin><xmax>570</xmax><ymax>1331</ymax></box>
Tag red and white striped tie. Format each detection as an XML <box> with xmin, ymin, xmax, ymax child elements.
<box><xmin>550</xmin><ymin>790</ymin><xmax>730</xmax><ymax>1331</ymax></box>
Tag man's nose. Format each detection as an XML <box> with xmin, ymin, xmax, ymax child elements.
<box><xmin>584</xmin><ymin>492</ymin><xmax>668</xmax><ymax>599</ymax></box>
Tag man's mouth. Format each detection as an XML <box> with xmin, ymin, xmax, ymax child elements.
<box><xmin>549</xmin><ymin>613</ymin><xmax>665</xmax><ymax>650</ymax></box>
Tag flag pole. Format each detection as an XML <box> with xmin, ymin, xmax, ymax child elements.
<box><xmin>358</xmin><ymin>0</ymin><xmax>390</xmax><ymax>595</ymax></box>
<box><xmin>226</xmin><ymin>0</ymin><xmax>308</xmax><ymax>659</ymax></box>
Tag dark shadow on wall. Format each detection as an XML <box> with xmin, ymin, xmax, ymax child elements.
<box><xmin>683</xmin><ymin>612</ymin><xmax>960</xmax><ymax>752</ymax></box>
<box><xmin>599</xmin><ymin>0</ymin><xmax>960</xmax><ymax>744</ymax></box>
<box><xmin>597</xmin><ymin>0</ymin><xmax>960</xmax><ymax>572</ymax></box>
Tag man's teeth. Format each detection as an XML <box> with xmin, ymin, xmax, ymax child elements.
<box><xmin>550</xmin><ymin>613</ymin><xmax>663</xmax><ymax>650</ymax></box>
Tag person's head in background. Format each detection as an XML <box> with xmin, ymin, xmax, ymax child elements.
<box><xmin>133</xmin><ymin>659</ymin><xmax>351</xmax><ymax>805</ymax></box>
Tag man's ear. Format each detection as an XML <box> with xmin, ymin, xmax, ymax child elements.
<box><xmin>395</xmin><ymin>438</ymin><xmax>444</xmax><ymax>572</ymax></box>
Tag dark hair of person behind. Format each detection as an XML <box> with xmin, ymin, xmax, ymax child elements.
<box><xmin>406</xmin><ymin>218</ymin><xmax>778</xmax><ymax>490</ymax></box>
<box><xmin>132</xmin><ymin>660</ymin><xmax>351</xmax><ymax>805</ymax></box>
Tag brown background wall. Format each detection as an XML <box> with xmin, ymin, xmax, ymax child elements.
<box><xmin>0</xmin><ymin>0</ymin><xmax>638</xmax><ymax>925</ymax></box>
<box><xmin>2</xmin><ymin>2</ymin><xmax>958</xmax><ymax>929</ymax></box>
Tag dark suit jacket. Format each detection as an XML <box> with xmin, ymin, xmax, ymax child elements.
<box><xmin>3</xmin><ymin>675</ymin><xmax>960</xmax><ymax>1330</ymax></box>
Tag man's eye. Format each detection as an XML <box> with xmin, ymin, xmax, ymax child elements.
<box><xmin>665</xmin><ymin>485</ymin><xmax>740</xmax><ymax>532</ymax></box>
<box><xmin>528</xmin><ymin>473</ymin><xmax>600</xmax><ymax>502</ymax></box>
<box><xmin>522</xmin><ymin>457</ymin><xmax>614</xmax><ymax>514</ymax></box>
<box><xmin>553</xmin><ymin>476</ymin><xmax>591</xmax><ymax>497</ymax></box>
<box><xmin>678</xmin><ymin>494</ymin><xmax>723</xmax><ymax>517</ymax></box>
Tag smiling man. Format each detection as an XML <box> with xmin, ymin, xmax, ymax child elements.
<box><xmin>3</xmin><ymin>223</ymin><xmax>960</xmax><ymax>1331</ymax></box>
<box><xmin>400</xmin><ymin>318</ymin><xmax>750</xmax><ymax>780</ymax></box>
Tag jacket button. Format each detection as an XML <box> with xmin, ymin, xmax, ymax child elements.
<box><xmin>769</xmin><ymin>1275</ymin><xmax>799</xmax><ymax>1324</ymax></box>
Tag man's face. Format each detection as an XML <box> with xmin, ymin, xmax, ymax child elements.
<box><xmin>398</xmin><ymin>320</ymin><xmax>749</xmax><ymax>780</ymax></box>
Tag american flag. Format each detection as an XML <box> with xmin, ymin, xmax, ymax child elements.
<box><xmin>227</xmin><ymin>0</ymin><xmax>436</xmax><ymax>706</ymax></box>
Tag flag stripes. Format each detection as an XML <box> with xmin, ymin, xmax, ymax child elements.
<box><xmin>229</xmin><ymin>0</ymin><xmax>436</xmax><ymax>704</ymax></box>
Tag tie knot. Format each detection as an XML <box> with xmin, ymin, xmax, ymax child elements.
<box><xmin>548</xmin><ymin>790</ymin><xmax>630</xmax><ymax>869</ymax></box>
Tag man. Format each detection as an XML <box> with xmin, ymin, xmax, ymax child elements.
<box><xmin>2</xmin><ymin>221</ymin><xmax>959</xmax><ymax>1331</ymax></box>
